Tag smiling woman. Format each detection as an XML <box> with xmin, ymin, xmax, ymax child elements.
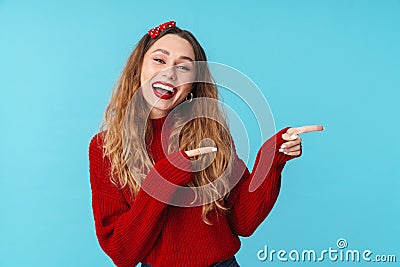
<box><xmin>88</xmin><ymin>21</ymin><xmax>323</xmax><ymax>267</ymax></box>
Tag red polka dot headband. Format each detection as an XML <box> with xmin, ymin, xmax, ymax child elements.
<box><xmin>148</xmin><ymin>21</ymin><xmax>176</xmax><ymax>39</ymax></box>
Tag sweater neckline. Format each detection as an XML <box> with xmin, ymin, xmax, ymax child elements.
<box><xmin>150</xmin><ymin>116</ymin><xmax>169</xmax><ymax>133</ymax></box>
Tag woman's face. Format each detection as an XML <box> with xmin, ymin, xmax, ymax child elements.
<box><xmin>140</xmin><ymin>34</ymin><xmax>196</xmax><ymax>119</ymax></box>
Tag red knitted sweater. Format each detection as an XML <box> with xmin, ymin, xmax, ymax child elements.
<box><xmin>88</xmin><ymin>116</ymin><xmax>298</xmax><ymax>267</ymax></box>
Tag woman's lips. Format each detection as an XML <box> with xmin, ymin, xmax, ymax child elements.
<box><xmin>152</xmin><ymin>81</ymin><xmax>177</xmax><ymax>100</ymax></box>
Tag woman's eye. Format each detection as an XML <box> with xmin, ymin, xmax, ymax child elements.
<box><xmin>176</xmin><ymin>65</ymin><xmax>191</xmax><ymax>72</ymax></box>
<box><xmin>153</xmin><ymin>58</ymin><xmax>165</xmax><ymax>64</ymax></box>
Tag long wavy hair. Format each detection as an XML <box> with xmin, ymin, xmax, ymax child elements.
<box><xmin>99</xmin><ymin>26</ymin><xmax>234</xmax><ymax>224</ymax></box>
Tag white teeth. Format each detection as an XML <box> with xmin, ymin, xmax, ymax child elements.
<box><xmin>153</xmin><ymin>83</ymin><xmax>175</xmax><ymax>92</ymax></box>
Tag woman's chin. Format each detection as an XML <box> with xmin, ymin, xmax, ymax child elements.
<box><xmin>150</xmin><ymin>105</ymin><xmax>172</xmax><ymax>115</ymax></box>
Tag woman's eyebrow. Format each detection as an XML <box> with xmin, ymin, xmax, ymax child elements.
<box><xmin>151</xmin><ymin>48</ymin><xmax>194</xmax><ymax>62</ymax></box>
<box><xmin>151</xmin><ymin>48</ymin><xmax>170</xmax><ymax>55</ymax></box>
<box><xmin>179</xmin><ymin>56</ymin><xmax>193</xmax><ymax>62</ymax></box>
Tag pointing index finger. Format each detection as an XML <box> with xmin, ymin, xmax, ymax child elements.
<box><xmin>185</xmin><ymin>146</ymin><xmax>218</xmax><ymax>157</ymax></box>
<box><xmin>292</xmin><ymin>125</ymin><xmax>324</xmax><ymax>135</ymax></box>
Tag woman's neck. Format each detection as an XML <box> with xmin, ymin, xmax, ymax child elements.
<box><xmin>149</xmin><ymin>109</ymin><xmax>169</xmax><ymax>119</ymax></box>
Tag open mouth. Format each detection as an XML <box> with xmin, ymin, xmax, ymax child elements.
<box><xmin>152</xmin><ymin>82</ymin><xmax>177</xmax><ymax>99</ymax></box>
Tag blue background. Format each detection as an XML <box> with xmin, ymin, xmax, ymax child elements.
<box><xmin>1</xmin><ymin>0</ymin><xmax>399</xmax><ymax>266</ymax></box>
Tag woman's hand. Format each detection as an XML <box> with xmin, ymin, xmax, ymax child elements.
<box><xmin>280</xmin><ymin>125</ymin><xmax>324</xmax><ymax>156</ymax></box>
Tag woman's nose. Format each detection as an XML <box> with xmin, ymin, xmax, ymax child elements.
<box><xmin>162</xmin><ymin>65</ymin><xmax>177</xmax><ymax>80</ymax></box>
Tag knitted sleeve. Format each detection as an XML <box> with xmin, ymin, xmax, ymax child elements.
<box><xmin>226</xmin><ymin>127</ymin><xmax>300</xmax><ymax>237</ymax></box>
<box><xmin>89</xmin><ymin>133</ymin><xmax>194</xmax><ymax>267</ymax></box>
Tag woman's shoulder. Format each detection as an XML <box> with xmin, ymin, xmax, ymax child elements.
<box><xmin>89</xmin><ymin>129</ymin><xmax>108</xmax><ymax>156</ymax></box>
